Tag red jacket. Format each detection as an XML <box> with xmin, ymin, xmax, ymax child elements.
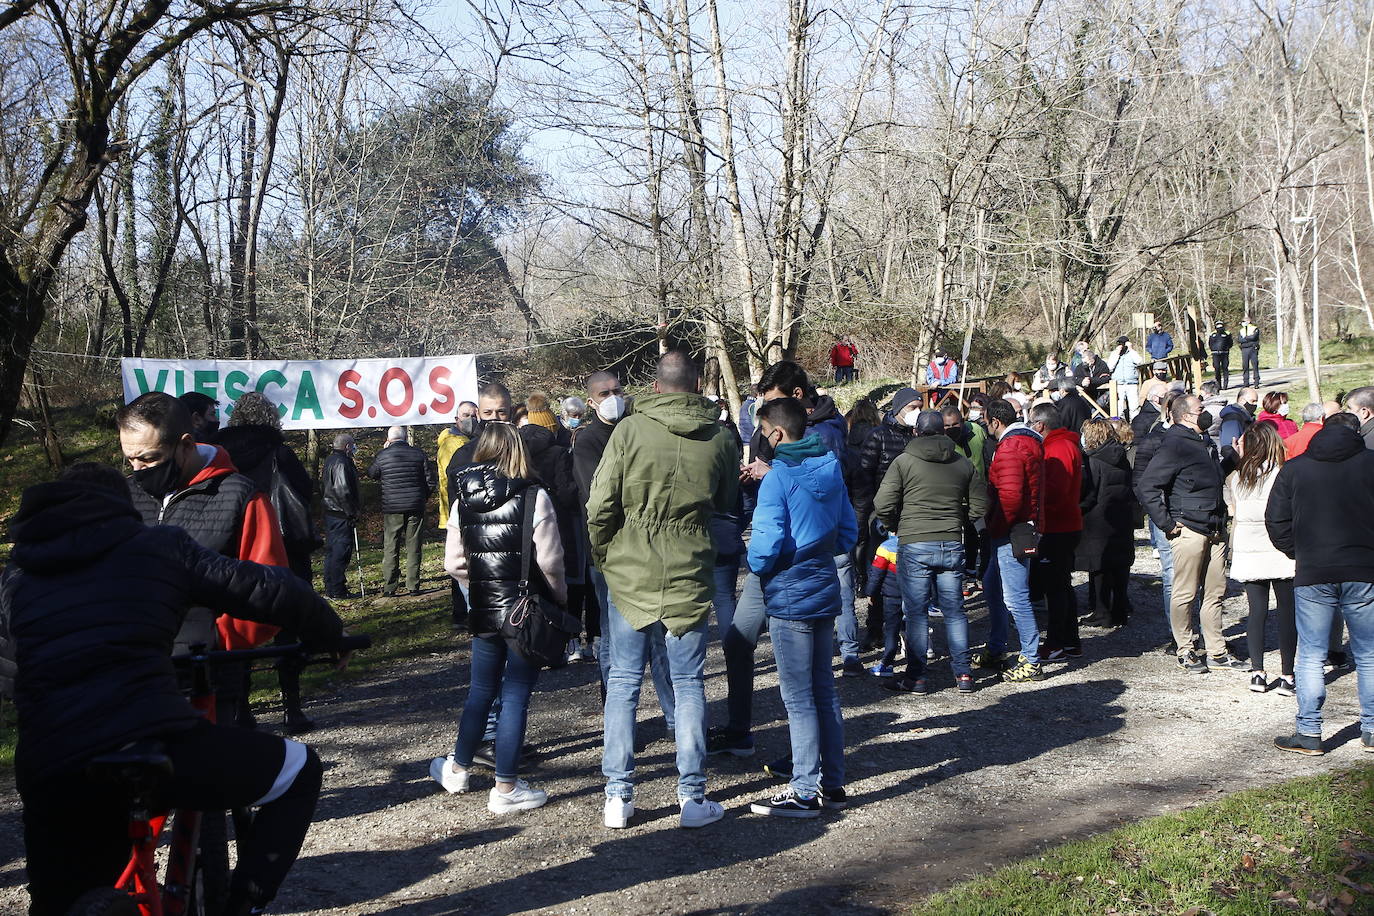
<box><xmin>187</xmin><ymin>448</ymin><xmax>288</xmax><ymax>649</ymax></box>
<box><xmin>1285</xmin><ymin>420</ymin><xmax>1322</xmax><ymax>459</ymax></box>
<box><xmin>986</xmin><ymin>427</ymin><xmax>1044</xmax><ymax>539</ymax></box>
<box><xmin>1041</xmin><ymin>427</ymin><xmax>1085</xmax><ymax>533</ymax></box>
<box><xmin>1257</xmin><ymin>411</ymin><xmax>1299</xmax><ymax>439</ymax></box>
<box><xmin>829</xmin><ymin>342</ymin><xmax>857</xmax><ymax>368</ymax></box>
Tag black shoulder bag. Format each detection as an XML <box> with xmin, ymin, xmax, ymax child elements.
<box><xmin>501</xmin><ymin>487</ymin><xmax>581</xmax><ymax>669</ymax></box>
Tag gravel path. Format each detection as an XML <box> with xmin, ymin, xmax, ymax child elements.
<box><xmin>1</xmin><ymin>541</ymin><xmax>1366</xmax><ymax>915</ymax></box>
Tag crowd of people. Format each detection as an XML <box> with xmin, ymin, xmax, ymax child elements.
<box><xmin>3</xmin><ymin>338</ymin><xmax>1374</xmax><ymax>914</ymax></box>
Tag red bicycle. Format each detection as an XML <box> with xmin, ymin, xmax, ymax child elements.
<box><xmin>64</xmin><ymin>635</ymin><xmax>370</xmax><ymax>916</ymax></box>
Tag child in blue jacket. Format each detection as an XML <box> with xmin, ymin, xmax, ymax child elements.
<box><xmin>746</xmin><ymin>397</ymin><xmax>858</xmax><ymax>817</ymax></box>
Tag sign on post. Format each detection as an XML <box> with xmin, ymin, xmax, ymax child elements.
<box><xmin>120</xmin><ymin>355</ymin><xmax>479</xmax><ymax>430</ymax></box>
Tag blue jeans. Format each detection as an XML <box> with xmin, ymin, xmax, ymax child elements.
<box><xmin>593</xmin><ymin>567</ymin><xmax>675</xmax><ymax>730</ymax></box>
<box><xmin>984</xmin><ymin>537</ymin><xmax>1040</xmax><ymax>665</ymax></box>
<box><xmin>452</xmin><ymin>635</ymin><xmax>540</xmax><ymax>782</ymax></box>
<box><xmin>1149</xmin><ymin>520</ymin><xmax>1174</xmax><ymax>616</ymax></box>
<box><xmin>770</xmin><ymin>617</ymin><xmax>846</xmax><ymax>797</ymax></box>
<box><xmin>716</xmin><ymin>560</ymin><xmax>766</xmax><ymax>737</ymax></box>
<box><xmin>1294</xmin><ymin>582</ymin><xmax>1374</xmax><ymax>737</ymax></box>
<box><xmin>602</xmin><ymin>610</ymin><xmax>709</xmax><ymax>802</ymax></box>
<box><xmin>898</xmin><ymin>541</ymin><xmax>969</xmax><ymax>678</ymax></box>
<box><xmin>878</xmin><ymin>589</ymin><xmax>905</xmax><ymax>667</ymax></box>
<box><xmin>833</xmin><ymin>553</ymin><xmax>860</xmax><ymax>663</ymax></box>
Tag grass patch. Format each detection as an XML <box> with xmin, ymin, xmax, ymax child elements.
<box><xmin>914</xmin><ymin>764</ymin><xmax>1374</xmax><ymax>916</ymax></box>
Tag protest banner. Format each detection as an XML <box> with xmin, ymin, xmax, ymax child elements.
<box><xmin>120</xmin><ymin>355</ymin><xmax>479</xmax><ymax>430</ymax></box>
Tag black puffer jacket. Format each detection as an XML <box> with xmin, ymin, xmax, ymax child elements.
<box><xmin>1130</xmin><ymin>400</ymin><xmax>1162</xmax><ymax>444</ymax></box>
<box><xmin>1076</xmin><ymin>441</ymin><xmax>1137</xmax><ymax>571</ymax></box>
<box><xmin>454</xmin><ymin>465</ymin><xmax>536</xmax><ymax>636</ymax></box>
<box><xmin>0</xmin><ymin>481</ymin><xmax>340</xmax><ymax>788</ymax></box>
<box><xmin>368</xmin><ymin>440</ymin><xmax>433</xmax><ymax>514</ymax></box>
<box><xmin>852</xmin><ymin>417</ymin><xmax>911</xmax><ymax>517</ymax></box>
<box><xmin>214</xmin><ymin>425</ymin><xmax>312</xmax><ymax>515</ymax></box>
<box><xmin>1137</xmin><ymin>424</ymin><xmax>1226</xmax><ymax>537</ymax></box>
<box><xmin>322</xmin><ymin>448</ymin><xmax>360</xmax><ymax>518</ymax></box>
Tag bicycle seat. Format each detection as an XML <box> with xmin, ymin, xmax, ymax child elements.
<box><xmin>87</xmin><ymin>739</ymin><xmax>174</xmax><ymax>795</ymax></box>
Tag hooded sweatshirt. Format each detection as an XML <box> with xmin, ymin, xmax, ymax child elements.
<box><xmin>587</xmin><ymin>391</ymin><xmax>740</xmax><ymax>634</ymax></box>
<box><xmin>0</xmin><ymin>481</ymin><xmax>339</xmax><ymax>786</ymax></box>
<box><xmin>747</xmin><ymin>434</ymin><xmax>859</xmax><ymax>620</ymax></box>
<box><xmin>1265</xmin><ymin>424</ymin><xmax>1374</xmax><ymax>586</ymax></box>
<box><xmin>873</xmin><ymin>434</ymin><xmax>987</xmax><ymax>544</ymax></box>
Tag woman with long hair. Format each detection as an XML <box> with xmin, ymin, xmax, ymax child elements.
<box><xmin>432</xmin><ymin>423</ymin><xmax>567</xmax><ymax>812</ymax></box>
<box><xmin>1075</xmin><ymin>419</ymin><xmax>1137</xmax><ymax>627</ymax></box>
<box><xmin>1256</xmin><ymin>390</ymin><xmax>1298</xmax><ymax>438</ymax></box>
<box><xmin>1226</xmin><ymin>422</ymin><xmax>1297</xmax><ymax>695</ymax></box>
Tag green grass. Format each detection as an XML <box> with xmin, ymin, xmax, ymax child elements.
<box><xmin>914</xmin><ymin>764</ymin><xmax>1374</xmax><ymax>916</ymax></box>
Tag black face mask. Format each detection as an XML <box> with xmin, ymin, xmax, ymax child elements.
<box><xmin>1198</xmin><ymin>410</ymin><xmax>1214</xmax><ymax>432</ymax></box>
<box><xmin>1244</xmin><ymin>402</ymin><xmax>1257</xmax><ymax>416</ymax></box>
<box><xmin>132</xmin><ymin>456</ymin><xmax>182</xmax><ymax>500</ymax></box>
<box><xmin>456</xmin><ymin>417</ymin><xmax>478</xmax><ymax>437</ymax></box>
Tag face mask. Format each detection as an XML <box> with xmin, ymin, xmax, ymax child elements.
<box><xmin>903</xmin><ymin>410</ymin><xmax>922</xmax><ymax>428</ymax></box>
<box><xmin>133</xmin><ymin>456</ymin><xmax>182</xmax><ymax>500</ymax></box>
<box><xmin>597</xmin><ymin>394</ymin><xmax>626</xmax><ymax>423</ymax></box>
<box><xmin>566</xmin><ymin>417</ymin><xmax>582</xmax><ymax>429</ymax></box>
<box><xmin>456</xmin><ymin>417</ymin><xmax>478</xmax><ymax>437</ymax></box>
<box><xmin>1277</xmin><ymin>403</ymin><xmax>1290</xmax><ymax>417</ymax></box>
<box><xmin>1051</xmin><ymin>391</ymin><xmax>1064</xmax><ymax>402</ymax></box>
<box><xmin>968</xmin><ymin>408</ymin><xmax>983</xmax><ymax>422</ymax></box>
<box><xmin>1013</xmin><ymin>382</ymin><xmax>1024</xmax><ymax>392</ymax></box>
<box><xmin>1245</xmin><ymin>402</ymin><xmax>1257</xmax><ymax>415</ymax></box>
<box><xmin>1198</xmin><ymin>411</ymin><xmax>1214</xmax><ymax>431</ymax></box>
<box><xmin>202</xmin><ymin>420</ymin><xmax>219</xmax><ymax>438</ymax></box>
<box><xmin>719</xmin><ymin>410</ymin><xmax>729</xmax><ymax>422</ymax></box>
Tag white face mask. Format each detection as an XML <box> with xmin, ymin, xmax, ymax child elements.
<box><xmin>1050</xmin><ymin>391</ymin><xmax>1064</xmax><ymax>402</ymax></box>
<box><xmin>1013</xmin><ymin>382</ymin><xmax>1024</xmax><ymax>392</ymax></box>
<box><xmin>968</xmin><ymin>408</ymin><xmax>983</xmax><ymax>422</ymax></box>
<box><xmin>719</xmin><ymin>409</ymin><xmax>729</xmax><ymax>422</ymax></box>
<box><xmin>903</xmin><ymin>409</ymin><xmax>922</xmax><ymax>428</ymax></box>
<box><xmin>597</xmin><ymin>394</ymin><xmax>626</xmax><ymax>423</ymax></box>
<box><xmin>1277</xmin><ymin>403</ymin><xmax>1290</xmax><ymax>417</ymax></box>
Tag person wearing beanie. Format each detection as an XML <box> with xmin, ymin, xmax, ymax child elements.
<box><xmin>873</xmin><ymin>409</ymin><xmax>988</xmax><ymax>694</ymax></box>
<box><xmin>525</xmin><ymin>392</ymin><xmax>561</xmax><ymax>436</ymax></box>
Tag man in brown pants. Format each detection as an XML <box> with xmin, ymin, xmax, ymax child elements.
<box><xmin>1138</xmin><ymin>394</ymin><xmax>1247</xmax><ymax>674</ymax></box>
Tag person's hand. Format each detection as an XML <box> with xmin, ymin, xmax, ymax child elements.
<box><xmin>335</xmin><ymin>628</ymin><xmax>355</xmax><ymax>671</ymax></box>
<box><xmin>741</xmin><ymin>458</ymin><xmax>771</xmax><ymax>482</ymax></box>
<box><xmin>1232</xmin><ymin>435</ymin><xmax>1245</xmax><ymax>457</ymax></box>
<box><xmin>1169</xmin><ymin>524</ymin><xmax>1184</xmax><ymax>540</ymax></box>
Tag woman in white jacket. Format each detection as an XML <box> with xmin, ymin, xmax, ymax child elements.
<box><xmin>1225</xmin><ymin>422</ymin><xmax>1297</xmax><ymax>695</ymax></box>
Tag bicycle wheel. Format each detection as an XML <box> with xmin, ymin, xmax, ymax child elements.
<box><xmin>65</xmin><ymin>887</ymin><xmax>140</xmax><ymax>916</ymax></box>
<box><xmin>191</xmin><ymin>809</ymin><xmax>231</xmax><ymax>916</ymax></box>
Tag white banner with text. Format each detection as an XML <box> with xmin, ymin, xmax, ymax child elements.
<box><xmin>120</xmin><ymin>355</ymin><xmax>479</xmax><ymax>430</ymax></box>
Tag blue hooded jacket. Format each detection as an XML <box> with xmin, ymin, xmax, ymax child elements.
<box><xmin>747</xmin><ymin>435</ymin><xmax>859</xmax><ymax>620</ymax></box>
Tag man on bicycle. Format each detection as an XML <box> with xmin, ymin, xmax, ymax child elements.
<box><xmin>1</xmin><ymin>463</ymin><xmax>345</xmax><ymax>916</ymax></box>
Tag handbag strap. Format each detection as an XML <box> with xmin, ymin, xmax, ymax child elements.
<box><xmin>518</xmin><ymin>485</ymin><xmax>539</xmax><ymax>594</ymax></box>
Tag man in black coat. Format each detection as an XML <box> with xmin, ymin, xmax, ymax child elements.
<box><xmin>368</xmin><ymin>426</ymin><xmax>434</xmax><ymax>596</ymax></box>
<box><xmin>322</xmin><ymin>433</ymin><xmax>361</xmax><ymax>598</ymax></box>
<box><xmin>1073</xmin><ymin>348</ymin><xmax>1112</xmax><ymax>408</ymax></box>
<box><xmin>1266</xmin><ymin>414</ymin><xmax>1374</xmax><ymax>755</ymax></box>
<box><xmin>0</xmin><ymin>464</ymin><xmax>344</xmax><ymax>916</ymax></box>
<box><xmin>1208</xmin><ymin>321</ymin><xmax>1234</xmax><ymax>389</ymax></box>
<box><xmin>1052</xmin><ymin>378</ymin><xmax>1094</xmax><ymax>432</ymax></box>
<box><xmin>1138</xmin><ymin>394</ymin><xmax>1240</xmax><ymax>674</ymax></box>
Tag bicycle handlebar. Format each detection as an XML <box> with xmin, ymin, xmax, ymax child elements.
<box><xmin>171</xmin><ymin>633</ymin><xmax>373</xmax><ymax>666</ymax></box>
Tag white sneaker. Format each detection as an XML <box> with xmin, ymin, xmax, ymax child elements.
<box><xmin>487</xmin><ymin>779</ymin><xmax>547</xmax><ymax>814</ymax></box>
<box><xmin>604</xmin><ymin>796</ymin><xmax>634</xmax><ymax>828</ymax></box>
<box><xmin>566</xmin><ymin>638</ymin><xmax>581</xmax><ymax>664</ymax></box>
<box><xmin>592</xmin><ymin>636</ymin><xmax>602</xmax><ymax>660</ymax></box>
<box><xmin>429</xmin><ymin>755</ymin><xmax>469</xmax><ymax>794</ymax></box>
<box><xmin>679</xmin><ymin>796</ymin><xmax>725</xmax><ymax>829</ymax></box>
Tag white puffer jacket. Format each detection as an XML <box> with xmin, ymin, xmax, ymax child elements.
<box><xmin>1225</xmin><ymin>468</ymin><xmax>1296</xmax><ymax>582</ymax></box>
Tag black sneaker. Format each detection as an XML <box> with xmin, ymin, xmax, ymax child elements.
<box><xmin>1325</xmin><ymin>650</ymin><xmax>1350</xmax><ymax>673</ymax></box>
<box><xmin>750</xmin><ymin>789</ymin><xmax>821</xmax><ymax>818</ymax></box>
<box><xmin>883</xmin><ymin>676</ymin><xmax>928</xmax><ymax>694</ymax></box>
<box><xmin>819</xmin><ymin>786</ymin><xmax>848</xmax><ymax>810</ymax></box>
<box><xmin>1177</xmin><ymin>650</ymin><xmax>1208</xmax><ymax>674</ymax></box>
<box><xmin>1274</xmin><ymin>676</ymin><xmax>1295</xmax><ymax>697</ymax></box>
<box><xmin>1249</xmin><ymin>672</ymin><xmax>1268</xmax><ymax>693</ymax></box>
<box><xmin>1063</xmin><ymin>645</ymin><xmax>1083</xmax><ymax>658</ymax></box>
<box><xmin>706</xmin><ymin>728</ymin><xmax>756</xmax><ymax>758</ymax></box>
<box><xmin>1273</xmin><ymin>733</ymin><xmax>1324</xmax><ymax>755</ymax></box>
<box><xmin>956</xmin><ymin>674</ymin><xmax>975</xmax><ymax>694</ymax></box>
<box><xmin>472</xmin><ymin>743</ymin><xmax>496</xmax><ymax>768</ymax></box>
<box><xmin>1208</xmin><ymin>652</ymin><xmax>1248</xmax><ymax>672</ymax></box>
<box><xmin>763</xmin><ymin>756</ymin><xmax>793</xmax><ymax>780</ymax></box>
<box><xmin>841</xmin><ymin>659</ymin><xmax>866</xmax><ymax>678</ymax></box>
